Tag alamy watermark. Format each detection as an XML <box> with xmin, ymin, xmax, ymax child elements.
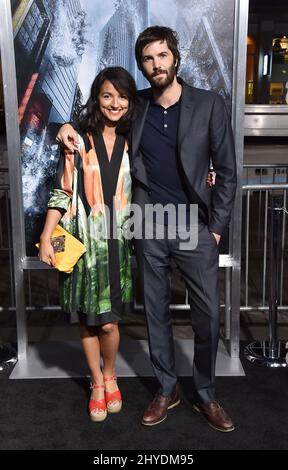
<box><xmin>96</xmin><ymin>201</ymin><xmax>199</xmax><ymax>250</ymax></box>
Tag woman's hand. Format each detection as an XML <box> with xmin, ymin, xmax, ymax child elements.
<box><xmin>38</xmin><ymin>209</ymin><xmax>62</xmax><ymax>267</ymax></box>
<box><xmin>56</xmin><ymin>124</ymin><xmax>79</xmax><ymax>152</ymax></box>
<box><xmin>38</xmin><ymin>238</ymin><xmax>56</xmax><ymax>267</ymax></box>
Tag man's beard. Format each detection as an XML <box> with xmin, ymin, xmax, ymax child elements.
<box><xmin>146</xmin><ymin>64</ymin><xmax>176</xmax><ymax>90</ymax></box>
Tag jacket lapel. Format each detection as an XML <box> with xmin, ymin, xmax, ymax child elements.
<box><xmin>177</xmin><ymin>82</ymin><xmax>201</xmax><ymax>188</ymax></box>
<box><xmin>131</xmin><ymin>91</ymin><xmax>151</xmax><ymax>158</ymax></box>
<box><xmin>130</xmin><ymin>89</ymin><xmax>151</xmax><ymax>188</ymax></box>
<box><xmin>177</xmin><ymin>81</ymin><xmax>195</xmax><ymax>152</ymax></box>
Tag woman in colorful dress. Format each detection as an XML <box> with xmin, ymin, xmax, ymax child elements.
<box><xmin>39</xmin><ymin>67</ymin><xmax>137</xmax><ymax>422</ymax></box>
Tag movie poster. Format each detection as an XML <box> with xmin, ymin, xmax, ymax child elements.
<box><xmin>11</xmin><ymin>0</ymin><xmax>235</xmax><ymax>254</ymax></box>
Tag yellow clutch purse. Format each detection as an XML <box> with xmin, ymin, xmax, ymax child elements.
<box><xmin>36</xmin><ymin>224</ymin><xmax>86</xmax><ymax>273</ymax></box>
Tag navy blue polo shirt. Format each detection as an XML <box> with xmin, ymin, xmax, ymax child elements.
<box><xmin>139</xmin><ymin>98</ymin><xmax>190</xmax><ymax>221</ymax></box>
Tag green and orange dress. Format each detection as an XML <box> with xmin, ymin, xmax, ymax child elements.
<box><xmin>47</xmin><ymin>132</ymin><xmax>133</xmax><ymax>325</ymax></box>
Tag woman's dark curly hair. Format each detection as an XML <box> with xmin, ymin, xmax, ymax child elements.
<box><xmin>76</xmin><ymin>67</ymin><xmax>137</xmax><ymax>136</ymax></box>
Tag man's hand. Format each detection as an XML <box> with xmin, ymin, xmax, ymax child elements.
<box><xmin>212</xmin><ymin>232</ymin><xmax>221</xmax><ymax>245</ymax></box>
<box><xmin>56</xmin><ymin>123</ymin><xmax>79</xmax><ymax>152</ymax></box>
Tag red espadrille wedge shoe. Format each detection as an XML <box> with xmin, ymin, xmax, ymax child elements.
<box><xmin>104</xmin><ymin>375</ymin><xmax>122</xmax><ymax>414</ymax></box>
<box><xmin>89</xmin><ymin>383</ymin><xmax>107</xmax><ymax>422</ymax></box>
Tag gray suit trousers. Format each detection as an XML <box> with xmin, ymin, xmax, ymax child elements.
<box><xmin>134</xmin><ymin>221</ymin><xmax>220</xmax><ymax>403</ymax></box>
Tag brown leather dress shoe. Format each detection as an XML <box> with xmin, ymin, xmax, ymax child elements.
<box><xmin>193</xmin><ymin>402</ymin><xmax>235</xmax><ymax>432</ymax></box>
<box><xmin>142</xmin><ymin>388</ymin><xmax>180</xmax><ymax>426</ymax></box>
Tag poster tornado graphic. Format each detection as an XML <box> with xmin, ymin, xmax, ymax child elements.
<box><xmin>11</xmin><ymin>0</ymin><xmax>235</xmax><ymax>254</ymax></box>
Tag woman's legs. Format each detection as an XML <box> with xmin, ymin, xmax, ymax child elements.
<box><xmin>98</xmin><ymin>322</ymin><xmax>122</xmax><ymax>412</ymax></box>
<box><xmin>79</xmin><ymin>324</ymin><xmax>105</xmax><ymax>419</ymax></box>
<box><xmin>79</xmin><ymin>324</ymin><xmax>103</xmax><ymax>385</ymax></box>
<box><xmin>98</xmin><ymin>322</ymin><xmax>119</xmax><ymax>389</ymax></box>
<box><xmin>79</xmin><ymin>322</ymin><xmax>120</xmax><ymax>387</ymax></box>
<box><xmin>79</xmin><ymin>321</ymin><xmax>121</xmax><ymax>415</ymax></box>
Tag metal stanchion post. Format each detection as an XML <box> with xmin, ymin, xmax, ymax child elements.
<box><xmin>244</xmin><ymin>193</ymin><xmax>288</xmax><ymax>367</ymax></box>
<box><xmin>0</xmin><ymin>341</ymin><xmax>17</xmax><ymax>371</ymax></box>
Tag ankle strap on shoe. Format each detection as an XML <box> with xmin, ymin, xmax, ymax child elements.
<box><xmin>104</xmin><ymin>375</ymin><xmax>117</xmax><ymax>382</ymax></box>
<box><xmin>90</xmin><ymin>382</ymin><xmax>105</xmax><ymax>390</ymax></box>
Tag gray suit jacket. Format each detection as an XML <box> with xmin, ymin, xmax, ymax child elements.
<box><xmin>129</xmin><ymin>79</ymin><xmax>237</xmax><ymax>236</ymax></box>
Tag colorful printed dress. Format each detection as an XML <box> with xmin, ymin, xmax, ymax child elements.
<box><xmin>47</xmin><ymin>132</ymin><xmax>133</xmax><ymax>325</ymax></box>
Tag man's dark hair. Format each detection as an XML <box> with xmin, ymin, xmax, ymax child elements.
<box><xmin>135</xmin><ymin>26</ymin><xmax>181</xmax><ymax>73</ymax></box>
<box><xmin>76</xmin><ymin>66</ymin><xmax>137</xmax><ymax>136</ymax></box>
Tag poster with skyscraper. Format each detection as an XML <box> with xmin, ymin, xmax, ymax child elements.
<box><xmin>12</xmin><ymin>0</ymin><xmax>235</xmax><ymax>254</ymax></box>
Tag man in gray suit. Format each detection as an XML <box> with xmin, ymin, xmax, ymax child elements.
<box><xmin>57</xmin><ymin>26</ymin><xmax>237</xmax><ymax>432</ymax></box>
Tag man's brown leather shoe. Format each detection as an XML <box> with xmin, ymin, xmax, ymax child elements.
<box><xmin>193</xmin><ymin>402</ymin><xmax>235</xmax><ymax>432</ymax></box>
<box><xmin>142</xmin><ymin>388</ymin><xmax>180</xmax><ymax>426</ymax></box>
